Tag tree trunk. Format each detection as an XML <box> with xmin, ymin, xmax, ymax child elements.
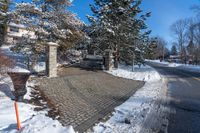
<box><xmin>113</xmin><ymin>46</ymin><xmax>119</xmax><ymax>68</ymax></box>
<box><xmin>114</xmin><ymin>56</ymin><xmax>118</xmax><ymax>68</ymax></box>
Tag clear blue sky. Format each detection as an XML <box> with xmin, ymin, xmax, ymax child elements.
<box><xmin>15</xmin><ymin>0</ymin><xmax>200</xmax><ymax>48</ymax></box>
<box><xmin>69</xmin><ymin>0</ymin><xmax>200</xmax><ymax>48</ymax></box>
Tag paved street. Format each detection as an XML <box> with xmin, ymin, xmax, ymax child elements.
<box><xmin>36</xmin><ymin>67</ymin><xmax>144</xmax><ymax>132</ymax></box>
<box><xmin>149</xmin><ymin>62</ymin><xmax>200</xmax><ymax>133</ymax></box>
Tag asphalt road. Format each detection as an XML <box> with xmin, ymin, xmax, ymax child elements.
<box><xmin>148</xmin><ymin>62</ymin><xmax>200</xmax><ymax>133</ymax></box>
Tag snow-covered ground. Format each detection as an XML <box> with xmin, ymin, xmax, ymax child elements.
<box><xmin>92</xmin><ymin>64</ymin><xmax>167</xmax><ymax>133</ymax></box>
<box><xmin>0</xmin><ymin>45</ymin><xmax>169</xmax><ymax>132</ymax></box>
<box><xmin>1</xmin><ymin>45</ymin><xmax>46</xmax><ymax>73</ymax></box>
<box><xmin>148</xmin><ymin>60</ymin><xmax>200</xmax><ymax>73</ymax></box>
<box><xmin>0</xmin><ymin>45</ymin><xmax>74</xmax><ymax>133</ymax></box>
<box><xmin>0</xmin><ymin>75</ymin><xmax>75</xmax><ymax>133</ymax></box>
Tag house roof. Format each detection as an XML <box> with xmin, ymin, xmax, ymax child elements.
<box><xmin>8</xmin><ymin>22</ymin><xmax>26</xmax><ymax>29</ymax></box>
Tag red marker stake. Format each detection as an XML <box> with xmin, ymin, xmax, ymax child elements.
<box><xmin>14</xmin><ymin>101</ymin><xmax>21</xmax><ymax>130</ymax></box>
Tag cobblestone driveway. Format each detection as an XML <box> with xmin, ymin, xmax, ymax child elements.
<box><xmin>37</xmin><ymin>67</ymin><xmax>144</xmax><ymax>132</ymax></box>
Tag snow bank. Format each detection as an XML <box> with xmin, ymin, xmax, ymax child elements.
<box><xmin>107</xmin><ymin>65</ymin><xmax>161</xmax><ymax>82</ymax></box>
<box><xmin>148</xmin><ymin>60</ymin><xmax>200</xmax><ymax>73</ymax></box>
<box><xmin>0</xmin><ymin>75</ymin><xmax>75</xmax><ymax>133</ymax></box>
<box><xmin>92</xmin><ymin>64</ymin><xmax>166</xmax><ymax>133</ymax></box>
<box><xmin>33</xmin><ymin>62</ymin><xmax>46</xmax><ymax>73</ymax></box>
<box><xmin>147</xmin><ymin>60</ymin><xmax>181</xmax><ymax>67</ymax></box>
<box><xmin>147</xmin><ymin>60</ymin><xmax>168</xmax><ymax>65</ymax></box>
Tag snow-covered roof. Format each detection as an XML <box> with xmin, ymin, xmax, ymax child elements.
<box><xmin>170</xmin><ymin>55</ymin><xmax>180</xmax><ymax>58</ymax></box>
<box><xmin>8</xmin><ymin>22</ymin><xmax>26</xmax><ymax>29</ymax></box>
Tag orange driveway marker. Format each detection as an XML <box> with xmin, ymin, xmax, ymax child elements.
<box><xmin>14</xmin><ymin>101</ymin><xmax>21</xmax><ymax>130</ymax></box>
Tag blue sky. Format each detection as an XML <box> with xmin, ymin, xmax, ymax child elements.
<box><xmin>15</xmin><ymin>0</ymin><xmax>200</xmax><ymax>48</ymax></box>
<box><xmin>69</xmin><ymin>0</ymin><xmax>200</xmax><ymax>48</ymax></box>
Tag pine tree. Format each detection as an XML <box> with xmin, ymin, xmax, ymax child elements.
<box><xmin>11</xmin><ymin>0</ymin><xmax>84</xmax><ymax>63</ymax></box>
<box><xmin>171</xmin><ymin>45</ymin><xmax>178</xmax><ymax>55</ymax></box>
<box><xmin>14</xmin><ymin>0</ymin><xmax>83</xmax><ymax>43</ymax></box>
<box><xmin>144</xmin><ymin>38</ymin><xmax>157</xmax><ymax>60</ymax></box>
<box><xmin>9</xmin><ymin>0</ymin><xmax>85</xmax><ymax>70</ymax></box>
<box><xmin>0</xmin><ymin>0</ymin><xmax>11</xmax><ymax>45</ymax></box>
<box><xmin>87</xmin><ymin>0</ymin><xmax>151</xmax><ymax>66</ymax></box>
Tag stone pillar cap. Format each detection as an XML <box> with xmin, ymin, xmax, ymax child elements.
<box><xmin>47</xmin><ymin>42</ymin><xmax>59</xmax><ymax>47</ymax></box>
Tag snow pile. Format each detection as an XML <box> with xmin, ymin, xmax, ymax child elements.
<box><xmin>33</xmin><ymin>62</ymin><xmax>46</xmax><ymax>73</ymax></box>
<box><xmin>0</xmin><ymin>75</ymin><xmax>75</xmax><ymax>133</ymax></box>
<box><xmin>168</xmin><ymin>63</ymin><xmax>182</xmax><ymax>67</ymax></box>
<box><xmin>147</xmin><ymin>60</ymin><xmax>181</xmax><ymax>67</ymax></box>
<box><xmin>148</xmin><ymin>60</ymin><xmax>200</xmax><ymax>72</ymax></box>
<box><xmin>147</xmin><ymin>60</ymin><xmax>169</xmax><ymax>66</ymax></box>
<box><xmin>107</xmin><ymin>65</ymin><xmax>161</xmax><ymax>82</ymax></box>
<box><xmin>92</xmin><ymin>64</ymin><xmax>166</xmax><ymax>133</ymax></box>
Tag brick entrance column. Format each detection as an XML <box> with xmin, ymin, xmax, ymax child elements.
<box><xmin>46</xmin><ymin>42</ymin><xmax>58</xmax><ymax>77</ymax></box>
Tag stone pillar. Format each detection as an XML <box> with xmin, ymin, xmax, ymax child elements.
<box><xmin>104</xmin><ymin>49</ymin><xmax>112</xmax><ymax>70</ymax></box>
<box><xmin>46</xmin><ymin>42</ymin><xmax>58</xmax><ymax>77</ymax></box>
<box><xmin>7</xmin><ymin>72</ymin><xmax>30</xmax><ymax>101</ymax></box>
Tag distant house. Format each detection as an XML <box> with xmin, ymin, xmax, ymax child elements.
<box><xmin>169</xmin><ymin>55</ymin><xmax>193</xmax><ymax>64</ymax></box>
<box><xmin>169</xmin><ymin>55</ymin><xmax>181</xmax><ymax>63</ymax></box>
<box><xmin>4</xmin><ymin>22</ymin><xmax>36</xmax><ymax>45</ymax></box>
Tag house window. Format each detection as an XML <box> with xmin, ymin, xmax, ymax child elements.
<box><xmin>10</xmin><ymin>26</ymin><xmax>19</xmax><ymax>32</ymax></box>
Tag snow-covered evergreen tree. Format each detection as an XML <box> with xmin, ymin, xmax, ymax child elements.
<box><xmin>11</xmin><ymin>0</ymin><xmax>84</xmax><ymax>58</ymax></box>
<box><xmin>87</xmin><ymin>0</ymin><xmax>151</xmax><ymax>66</ymax></box>
<box><xmin>0</xmin><ymin>0</ymin><xmax>11</xmax><ymax>45</ymax></box>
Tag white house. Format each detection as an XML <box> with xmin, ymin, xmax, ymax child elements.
<box><xmin>5</xmin><ymin>22</ymin><xmax>36</xmax><ymax>45</ymax></box>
